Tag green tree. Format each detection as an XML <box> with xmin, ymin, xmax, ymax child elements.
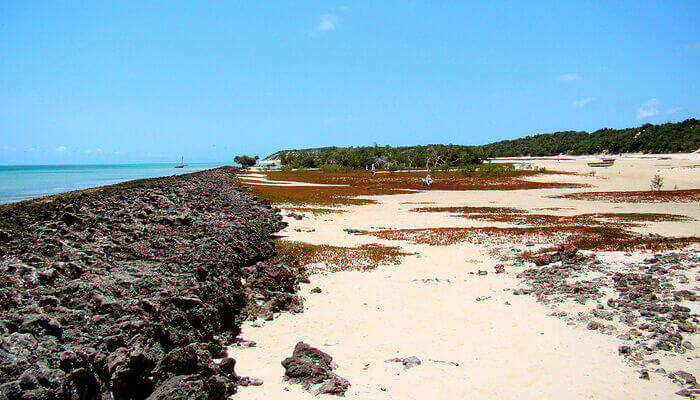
<box><xmin>234</xmin><ymin>154</ymin><xmax>259</xmax><ymax>167</ymax></box>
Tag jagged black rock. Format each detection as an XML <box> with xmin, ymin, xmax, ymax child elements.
<box><xmin>0</xmin><ymin>167</ymin><xmax>297</xmax><ymax>399</ymax></box>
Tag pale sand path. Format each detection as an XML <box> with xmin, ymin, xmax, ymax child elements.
<box><xmin>229</xmin><ymin>156</ymin><xmax>698</xmax><ymax>399</ymax></box>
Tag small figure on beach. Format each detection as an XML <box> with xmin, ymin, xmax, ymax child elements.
<box><xmin>371</xmin><ymin>163</ymin><xmax>376</xmax><ymax>177</ymax></box>
<box><xmin>422</xmin><ymin>173</ymin><xmax>433</xmax><ymax>187</ymax></box>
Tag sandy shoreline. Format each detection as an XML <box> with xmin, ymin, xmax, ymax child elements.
<box><xmin>230</xmin><ymin>155</ymin><xmax>698</xmax><ymax>399</ymax></box>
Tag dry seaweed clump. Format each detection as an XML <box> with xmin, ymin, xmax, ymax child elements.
<box><xmin>270</xmin><ymin>240</ymin><xmax>413</xmax><ymax>272</ymax></box>
<box><xmin>553</xmin><ymin>189</ymin><xmax>700</xmax><ymax>203</ymax></box>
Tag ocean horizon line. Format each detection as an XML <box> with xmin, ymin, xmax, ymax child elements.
<box><xmin>0</xmin><ymin>161</ymin><xmax>232</xmax><ymax>168</ymax></box>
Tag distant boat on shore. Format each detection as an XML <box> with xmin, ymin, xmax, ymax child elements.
<box><xmin>175</xmin><ymin>156</ymin><xmax>185</xmax><ymax>168</ymax></box>
<box><xmin>588</xmin><ymin>159</ymin><xmax>615</xmax><ymax>167</ymax></box>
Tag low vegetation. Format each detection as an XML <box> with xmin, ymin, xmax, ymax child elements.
<box><xmin>264</xmin><ymin>119</ymin><xmax>699</xmax><ymax>166</ymax></box>
<box><xmin>460</xmin><ymin>163</ymin><xmax>521</xmax><ymax>176</ymax></box>
<box><xmin>282</xmin><ymin>207</ymin><xmax>347</xmax><ymax>215</ymax></box>
<box><xmin>553</xmin><ymin>189</ymin><xmax>700</xmax><ymax>203</ymax></box>
<box><xmin>411</xmin><ymin>206</ymin><xmax>693</xmax><ymax>227</ymax></box>
<box><xmin>479</xmin><ymin>118</ymin><xmax>699</xmax><ymax>157</ymax></box>
<box><xmin>274</xmin><ymin>144</ymin><xmax>482</xmax><ymax>170</ymax></box>
<box><xmin>353</xmin><ymin>226</ymin><xmax>699</xmax><ymax>251</ymax></box>
<box><xmin>361</xmin><ymin>206</ymin><xmax>696</xmax><ymax>251</ymax></box>
<box><xmin>411</xmin><ymin>206</ymin><xmax>526</xmax><ymax>214</ymax></box>
<box><xmin>650</xmin><ymin>174</ymin><xmax>664</xmax><ymax>191</ymax></box>
<box><xmin>234</xmin><ymin>154</ymin><xmax>259</xmax><ymax>167</ymax></box>
<box><xmin>236</xmin><ymin>169</ymin><xmax>584</xmax><ymax>205</ymax></box>
<box><xmin>270</xmin><ymin>240</ymin><xmax>413</xmax><ymax>272</ymax></box>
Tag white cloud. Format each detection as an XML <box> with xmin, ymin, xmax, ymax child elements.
<box><xmin>317</xmin><ymin>14</ymin><xmax>339</xmax><ymax>32</ymax></box>
<box><xmin>666</xmin><ymin>107</ymin><xmax>684</xmax><ymax>115</ymax></box>
<box><xmin>55</xmin><ymin>145</ymin><xmax>67</xmax><ymax>152</ymax></box>
<box><xmin>573</xmin><ymin>97</ymin><xmax>596</xmax><ymax>108</ymax></box>
<box><xmin>557</xmin><ymin>73</ymin><xmax>582</xmax><ymax>82</ymax></box>
<box><xmin>683</xmin><ymin>42</ymin><xmax>700</xmax><ymax>50</ymax></box>
<box><xmin>636</xmin><ymin>98</ymin><xmax>659</xmax><ymax>119</ymax></box>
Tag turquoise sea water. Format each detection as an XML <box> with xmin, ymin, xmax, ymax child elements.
<box><xmin>0</xmin><ymin>163</ymin><xmax>229</xmax><ymax>204</ymax></box>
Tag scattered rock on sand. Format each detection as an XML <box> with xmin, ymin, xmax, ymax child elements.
<box><xmin>587</xmin><ymin>321</ymin><xmax>602</xmax><ymax>330</ymax></box>
<box><xmin>287</xmin><ymin>212</ymin><xmax>304</xmax><ymax>220</ymax></box>
<box><xmin>385</xmin><ymin>356</ymin><xmax>422</xmax><ymax>369</ymax></box>
<box><xmin>676</xmin><ymin>387</ymin><xmax>700</xmax><ymax>398</ymax></box>
<box><xmin>311</xmin><ymin>287</ymin><xmax>323</xmax><ymax>293</ymax></box>
<box><xmin>429</xmin><ymin>359</ymin><xmax>460</xmax><ymax>366</ymax></box>
<box><xmin>281</xmin><ymin>342</ymin><xmax>350</xmax><ymax>396</ymax></box>
<box><xmin>670</xmin><ymin>371</ymin><xmax>697</xmax><ymax>386</ymax></box>
<box><xmin>238</xmin><ymin>377</ymin><xmax>264</xmax><ymax>386</ymax></box>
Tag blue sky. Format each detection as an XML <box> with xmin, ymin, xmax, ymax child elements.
<box><xmin>1</xmin><ymin>1</ymin><xmax>698</xmax><ymax>165</ymax></box>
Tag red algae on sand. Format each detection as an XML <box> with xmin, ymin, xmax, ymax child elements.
<box><xmin>237</xmin><ymin>170</ymin><xmax>587</xmax><ymax>206</ymax></box>
<box><xmin>270</xmin><ymin>240</ymin><xmax>414</xmax><ymax>272</ymax></box>
<box><xmin>354</xmin><ymin>226</ymin><xmax>699</xmax><ymax>251</ymax></box>
<box><xmin>263</xmin><ymin>169</ymin><xmax>586</xmax><ymax>192</ymax></box>
<box><xmin>411</xmin><ymin>206</ymin><xmax>693</xmax><ymax>227</ymax></box>
<box><xmin>552</xmin><ymin>189</ymin><xmax>700</xmax><ymax>203</ymax></box>
<box><xmin>410</xmin><ymin>206</ymin><xmax>526</xmax><ymax>214</ymax></box>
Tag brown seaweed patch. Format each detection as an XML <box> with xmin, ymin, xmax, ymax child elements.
<box><xmin>270</xmin><ymin>240</ymin><xmax>414</xmax><ymax>272</ymax></box>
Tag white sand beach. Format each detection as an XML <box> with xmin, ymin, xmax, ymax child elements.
<box><xmin>230</xmin><ymin>155</ymin><xmax>699</xmax><ymax>399</ymax></box>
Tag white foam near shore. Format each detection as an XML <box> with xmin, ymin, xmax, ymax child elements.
<box><xmin>229</xmin><ymin>155</ymin><xmax>698</xmax><ymax>399</ymax></box>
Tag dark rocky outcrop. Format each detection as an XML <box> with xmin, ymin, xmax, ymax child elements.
<box><xmin>0</xmin><ymin>168</ymin><xmax>295</xmax><ymax>399</ymax></box>
<box><xmin>281</xmin><ymin>342</ymin><xmax>350</xmax><ymax>396</ymax></box>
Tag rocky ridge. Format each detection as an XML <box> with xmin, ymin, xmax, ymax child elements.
<box><xmin>0</xmin><ymin>168</ymin><xmax>302</xmax><ymax>399</ymax></box>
